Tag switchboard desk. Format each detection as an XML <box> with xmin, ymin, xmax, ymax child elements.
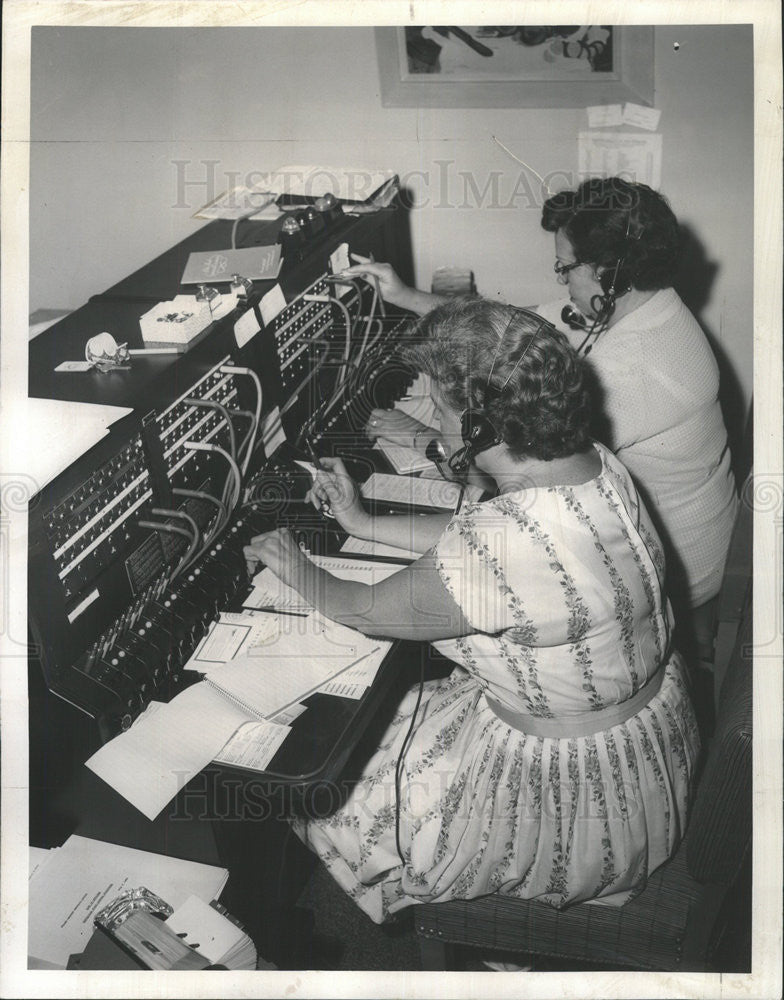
<box><xmin>27</xmin><ymin>198</ymin><xmax>432</xmax><ymax>859</ymax></box>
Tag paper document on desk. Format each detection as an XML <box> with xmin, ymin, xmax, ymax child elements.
<box><xmin>23</xmin><ymin>397</ymin><xmax>134</xmax><ymax>490</ymax></box>
<box><xmin>246</xmin><ymin>557</ymin><xmax>406</xmax><ymax>614</ymax></box>
<box><xmin>87</xmin><ymin>610</ymin><xmax>390</xmax><ymax>816</ymax></box>
<box><xmin>184</xmin><ymin>610</ymin><xmax>280</xmax><ymax>674</ymax></box>
<box><xmin>213</xmin><ymin>720</ymin><xmax>291</xmax><ymax>770</ymax></box>
<box><xmin>29</xmin><ymin>846</ymin><xmax>58</xmax><ymax>882</ymax></box>
<box><xmin>27</xmin><ymin>834</ymin><xmax>227</xmax><ymax>969</ymax></box>
<box><xmin>375</xmin><ymin>438</ymin><xmax>435</xmax><ymax>474</ymax></box>
<box><xmin>309</xmin><ymin>554</ymin><xmax>406</xmax><ymax>583</ymax></box>
<box><xmin>207</xmin><ymin>613</ymin><xmax>390</xmax><ymax>718</ymax></box>
<box><xmin>244</xmin><ymin>566</ymin><xmax>314</xmax><ymax>613</ymax></box>
<box><xmin>340</xmin><ymin>536</ymin><xmax>421</xmax><ymax>561</ymax></box>
<box><xmin>361</xmin><ymin>472</ymin><xmax>483</xmax><ymax>509</ymax></box>
<box><xmin>86</xmin><ymin>687</ymin><xmax>254</xmax><ymax>820</ymax></box>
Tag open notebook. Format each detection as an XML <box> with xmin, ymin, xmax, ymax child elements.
<box><xmin>86</xmin><ymin>614</ymin><xmax>391</xmax><ymax>819</ymax></box>
<box><xmin>201</xmin><ymin>614</ymin><xmax>388</xmax><ymax>720</ymax></box>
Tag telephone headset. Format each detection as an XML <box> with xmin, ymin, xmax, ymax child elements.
<box><xmin>446</xmin><ymin>307</ymin><xmax>555</xmax><ymax>476</ymax></box>
<box><xmin>560</xmin><ymin>209</ymin><xmax>643</xmax><ymax>355</ymax></box>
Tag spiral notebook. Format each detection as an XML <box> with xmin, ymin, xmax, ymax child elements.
<box><xmin>201</xmin><ymin>615</ymin><xmax>386</xmax><ymax>720</ymax></box>
<box><xmin>86</xmin><ymin>615</ymin><xmax>390</xmax><ymax>819</ymax></box>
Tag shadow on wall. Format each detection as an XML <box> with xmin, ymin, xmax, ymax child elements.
<box><xmin>675</xmin><ymin>224</ymin><xmax>749</xmax><ymax>487</ymax></box>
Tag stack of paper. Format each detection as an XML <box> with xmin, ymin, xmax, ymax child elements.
<box><xmin>361</xmin><ymin>472</ymin><xmax>484</xmax><ymax>509</ymax></box>
<box><xmin>375</xmin><ymin>438</ymin><xmax>435</xmax><ymax>474</ymax></box>
<box><xmin>27</xmin><ymin>835</ymin><xmax>228</xmax><ymax>969</ymax></box>
<box><xmin>23</xmin><ymin>397</ymin><xmax>134</xmax><ymax>491</ymax></box>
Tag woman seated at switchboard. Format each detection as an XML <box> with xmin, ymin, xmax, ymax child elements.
<box><xmin>344</xmin><ymin>178</ymin><xmax>738</xmax><ymax>657</ymax></box>
<box><xmin>244</xmin><ymin>298</ymin><xmax>701</xmax><ymax>924</ymax></box>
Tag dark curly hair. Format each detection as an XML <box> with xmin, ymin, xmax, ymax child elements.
<box><xmin>541</xmin><ymin>177</ymin><xmax>681</xmax><ymax>290</ymax></box>
<box><xmin>402</xmin><ymin>298</ymin><xmax>593</xmax><ymax>462</ymax></box>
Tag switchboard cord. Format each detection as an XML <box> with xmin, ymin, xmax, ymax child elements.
<box><xmin>231</xmin><ymin>409</ymin><xmax>257</xmax><ymax>473</ymax></box>
<box><xmin>183</xmin><ymin>398</ymin><xmax>237</xmax><ymax>461</ymax></box>
<box><xmin>151</xmin><ymin>507</ymin><xmax>202</xmax><ymax>574</ymax></box>
<box><xmin>220</xmin><ymin>366</ymin><xmax>262</xmax><ymax>475</ymax></box>
<box><xmin>183</xmin><ymin>441</ymin><xmax>242</xmax><ymax>514</ymax></box>
<box><xmin>137</xmin><ymin>519</ymin><xmax>198</xmax><ymax>580</ymax></box>
<box><xmin>172</xmin><ymin>487</ymin><xmax>227</xmax><ymax>548</ymax></box>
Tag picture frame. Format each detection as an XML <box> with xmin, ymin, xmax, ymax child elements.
<box><xmin>375</xmin><ymin>25</ymin><xmax>654</xmax><ymax>108</ymax></box>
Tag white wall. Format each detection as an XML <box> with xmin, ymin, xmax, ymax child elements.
<box><xmin>30</xmin><ymin>25</ymin><xmax>753</xmax><ymax>440</ymax></box>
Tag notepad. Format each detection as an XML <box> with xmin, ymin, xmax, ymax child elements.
<box><xmin>184</xmin><ymin>610</ymin><xmax>280</xmax><ymax>674</ymax></box>
<box><xmin>361</xmin><ymin>472</ymin><xmax>483</xmax><ymax>509</ymax></box>
<box><xmin>86</xmin><ymin>614</ymin><xmax>390</xmax><ymax>818</ymax></box>
<box><xmin>340</xmin><ymin>536</ymin><xmax>421</xmax><ymax>561</ymax></box>
<box><xmin>375</xmin><ymin>438</ymin><xmax>435</xmax><ymax>474</ymax></box>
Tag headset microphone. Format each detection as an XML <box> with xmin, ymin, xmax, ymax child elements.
<box><xmin>425</xmin><ymin>438</ymin><xmax>450</xmax><ymax>478</ymax></box>
<box><xmin>561</xmin><ymin>304</ymin><xmax>591</xmax><ymax>331</ymax></box>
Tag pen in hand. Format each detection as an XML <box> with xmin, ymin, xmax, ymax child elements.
<box><xmin>305</xmin><ymin>439</ymin><xmax>335</xmax><ymax>519</ymax></box>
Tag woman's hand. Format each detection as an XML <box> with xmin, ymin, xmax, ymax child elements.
<box><xmin>243</xmin><ymin>528</ymin><xmax>307</xmax><ymax>589</ymax></box>
<box><xmin>339</xmin><ymin>254</ymin><xmax>410</xmax><ymax>307</ymax></box>
<box><xmin>366</xmin><ymin>408</ymin><xmax>435</xmax><ymax>448</ymax></box>
<box><xmin>338</xmin><ymin>254</ymin><xmax>443</xmax><ymax>315</ymax></box>
<box><xmin>304</xmin><ymin>456</ymin><xmax>371</xmax><ymax>536</ymax></box>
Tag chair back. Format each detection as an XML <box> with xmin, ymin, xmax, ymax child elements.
<box><xmin>685</xmin><ymin>472</ymin><xmax>753</xmax><ymax>885</ymax></box>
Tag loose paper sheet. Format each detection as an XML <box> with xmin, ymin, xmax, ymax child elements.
<box><xmin>340</xmin><ymin>535</ymin><xmax>421</xmax><ymax>561</ymax></box>
<box><xmin>361</xmin><ymin>472</ymin><xmax>483</xmax><ymax>508</ymax></box>
<box><xmin>184</xmin><ymin>611</ymin><xmax>280</xmax><ymax>674</ymax></box>
<box><xmin>578</xmin><ymin>130</ymin><xmax>663</xmax><ymax>189</ymax></box>
<box><xmin>212</xmin><ymin>720</ymin><xmax>291</xmax><ymax>770</ymax></box>
<box><xmin>85</xmin><ymin>686</ymin><xmax>253</xmax><ymax>820</ymax></box>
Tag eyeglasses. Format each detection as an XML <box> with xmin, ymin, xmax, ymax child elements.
<box><xmin>553</xmin><ymin>259</ymin><xmax>584</xmax><ymax>282</ymax></box>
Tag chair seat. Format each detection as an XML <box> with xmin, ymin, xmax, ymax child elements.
<box><xmin>417</xmin><ymin>841</ymin><xmax>728</xmax><ymax>971</ymax></box>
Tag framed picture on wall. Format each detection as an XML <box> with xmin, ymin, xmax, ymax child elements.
<box><xmin>375</xmin><ymin>26</ymin><xmax>654</xmax><ymax>108</ymax></box>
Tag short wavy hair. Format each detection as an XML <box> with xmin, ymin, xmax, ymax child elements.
<box><xmin>402</xmin><ymin>297</ymin><xmax>592</xmax><ymax>461</ymax></box>
<box><xmin>541</xmin><ymin>177</ymin><xmax>681</xmax><ymax>290</ymax></box>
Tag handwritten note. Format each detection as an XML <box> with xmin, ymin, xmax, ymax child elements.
<box><xmin>213</xmin><ymin>720</ymin><xmax>291</xmax><ymax>770</ymax></box>
<box><xmin>361</xmin><ymin>472</ymin><xmax>482</xmax><ymax>509</ymax></box>
<box><xmin>185</xmin><ymin>611</ymin><xmax>280</xmax><ymax>674</ymax></box>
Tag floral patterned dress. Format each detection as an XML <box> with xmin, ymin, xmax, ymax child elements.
<box><xmin>291</xmin><ymin>443</ymin><xmax>701</xmax><ymax>923</ymax></box>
